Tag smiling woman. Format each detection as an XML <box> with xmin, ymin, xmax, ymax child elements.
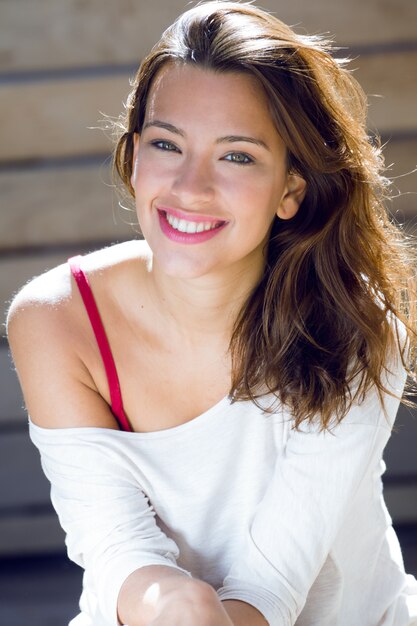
<box><xmin>128</xmin><ymin>64</ymin><xmax>301</xmax><ymax>280</ymax></box>
<box><xmin>6</xmin><ymin>1</ymin><xmax>417</xmax><ymax>626</ymax></box>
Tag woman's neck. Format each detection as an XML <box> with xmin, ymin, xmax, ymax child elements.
<box><xmin>147</xmin><ymin>256</ymin><xmax>263</xmax><ymax>345</ymax></box>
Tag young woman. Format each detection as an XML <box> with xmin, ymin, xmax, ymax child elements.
<box><xmin>7</xmin><ymin>1</ymin><xmax>417</xmax><ymax>625</ymax></box>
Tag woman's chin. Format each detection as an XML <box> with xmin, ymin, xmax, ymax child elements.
<box><xmin>150</xmin><ymin>253</ymin><xmax>214</xmax><ymax>281</ymax></box>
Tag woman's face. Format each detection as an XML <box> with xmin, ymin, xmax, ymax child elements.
<box><xmin>131</xmin><ymin>62</ymin><xmax>304</xmax><ymax>280</ymax></box>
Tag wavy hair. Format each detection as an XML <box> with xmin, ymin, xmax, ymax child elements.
<box><xmin>113</xmin><ymin>0</ymin><xmax>417</xmax><ymax>429</ymax></box>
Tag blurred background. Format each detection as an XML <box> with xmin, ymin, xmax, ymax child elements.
<box><xmin>0</xmin><ymin>0</ymin><xmax>416</xmax><ymax>624</ymax></box>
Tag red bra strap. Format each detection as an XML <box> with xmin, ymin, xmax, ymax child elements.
<box><xmin>68</xmin><ymin>256</ymin><xmax>132</xmax><ymax>432</ymax></box>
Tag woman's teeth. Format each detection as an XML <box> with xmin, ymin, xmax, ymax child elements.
<box><xmin>165</xmin><ymin>212</ymin><xmax>222</xmax><ymax>234</ymax></box>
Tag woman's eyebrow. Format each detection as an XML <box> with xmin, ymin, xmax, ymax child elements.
<box><xmin>217</xmin><ymin>135</ymin><xmax>270</xmax><ymax>151</ymax></box>
<box><xmin>142</xmin><ymin>120</ymin><xmax>270</xmax><ymax>151</ymax></box>
<box><xmin>143</xmin><ymin>120</ymin><xmax>185</xmax><ymax>136</ymax></box>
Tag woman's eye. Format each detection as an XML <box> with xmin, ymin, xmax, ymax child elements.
<box><xmin>150</xmin><ymin>140</ymin><xmax>180</xmax><ymax>152</ymax></box>
<box><xmin>223</xmin><ymin>152</ymin><xmax>254</xmax><ymax>165</ymax></box>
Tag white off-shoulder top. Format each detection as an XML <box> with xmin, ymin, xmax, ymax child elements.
<box><xmin>29</xmin><ymin>352</ymin><xmax>417</xmax><ymax>626</ymax></box>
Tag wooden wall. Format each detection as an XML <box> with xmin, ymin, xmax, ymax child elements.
<box><xmin>1</xmin><ymin>0</ymin><xmax>417</xmax><ymax>555</ymax></box>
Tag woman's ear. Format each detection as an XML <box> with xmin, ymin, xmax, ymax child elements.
<box><xmin>130</xmin><ymin>133</ymin><xmax>140</xmax><ymax>189</ymax></box>
<box><xmin>276</xmin><ymin>173</ymin><xmax>307</xmax><ymax>220</ymax></box>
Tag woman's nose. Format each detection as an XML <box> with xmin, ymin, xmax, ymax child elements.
<box><xmin>171</xmin><ymin>155</ymin><xmax>215</xmax><ymax>205</ymax></box>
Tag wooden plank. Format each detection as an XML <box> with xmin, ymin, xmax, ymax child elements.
<box><xmin>385</xmin><ymin>403</ymin><xmax>417</xmax><ymax>477</ymax></box>
<box><xmin>0</xmin><ymin>75</ymin><xmax>130</xmax><ymax>160</ymax></box>
<box><xmin>0</xmin><ymin>432</ymin><xmax>51</xmax><ymax>509</ymax></box>
<box><xmin>0</xmin><ymin>0</ymin><xmax>189</xmax><ymax>72</ymax></box>
<box><xmin>0</xmin><ymin>515</ymin><xmax>66</xmax><ymax>555</ymax></box>
<box><xmin>383</xmin><ymin>139</ymin><xmax>417</xmax><ymax>222</ymax></box>
<box><xmin>1</xmin><ymin>0</ymin><xmax>416</xmax><ymax>73</ymax></box>
<box><xmin>1</xmin><ymin>51</ymin><xmax>416</xmax><ymax>162</ymax></box>
<box><xmin>0</xmin><ymin>347</ymin><xmax>25</xmax><ymax>424</ymax></box>
<box><xmin>0</xmin><ymin>163</ymin><xmax>136</xmax><ymax>249</ymax></box>
<box><xmin>353</xmin><ymin>52</ymin><xmax>417</xmax><ymax>135</ymax></box>
<box><xmin>384</xmin><ymin>484</ymin><xmax>417</xmax><ymax>524</ymax></box>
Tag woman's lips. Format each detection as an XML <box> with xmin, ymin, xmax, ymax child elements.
<box><xmin>157</xmin><ymin>208</ymin><xmax>227</xmax><ymax>244</ymax></box>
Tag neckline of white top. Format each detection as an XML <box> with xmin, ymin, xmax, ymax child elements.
<box><xmin>28</xmin><ymin>394</ymin><xmax>235</xmax><ymax>440</ymax></box>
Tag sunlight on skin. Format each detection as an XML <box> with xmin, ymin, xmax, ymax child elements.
<box><xmin>143</xmin><ymin>582</ymin><xmax>161</xmax><ymax>608</ymax></box>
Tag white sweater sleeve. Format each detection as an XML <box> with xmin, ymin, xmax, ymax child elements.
<box><xmin>217</xmin><ymin>359</ymin><xmax>407</xmax><ymax>625</ymax></box>
<box><xmin>29</xmin><ymin>423</ymin><xmax>191</xmax><ymax>625</ymax></box>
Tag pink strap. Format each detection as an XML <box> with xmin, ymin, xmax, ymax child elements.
<box><xmin>68</xmin><ymin>256</ymin><xmax>132</xmax><ymax>432</ymax></box>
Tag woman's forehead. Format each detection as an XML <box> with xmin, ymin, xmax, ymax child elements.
<box><xmin>144</xmin><ymin>62</ymin><xmax>278</xmax><ymax>138</ymax></box>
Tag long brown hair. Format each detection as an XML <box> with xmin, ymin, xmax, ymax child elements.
<box><xmin>113</xmin><ymin>0</ymin><xmax>417</xmax><ymax>429</ymax></box>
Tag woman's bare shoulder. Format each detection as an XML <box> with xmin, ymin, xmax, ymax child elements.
<box><xmin>6</xmin><ymin>240</ymin><xmax>150</xmax><ymax>430</ymax></box>
<box><xmin>7</xmin><ymin>259</ymin><xmax>75</xmax><ymax>339</ymax></box>
<box><xmin>7</xmin><ymin>240</ymin><xmax>149</xmax><ymax>328</ymax></box>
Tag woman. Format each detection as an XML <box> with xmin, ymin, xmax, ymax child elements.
<box><xmin>7</xmin><ymin>1</ymin><xmax>417</xmax><ymax>625</ymax></box>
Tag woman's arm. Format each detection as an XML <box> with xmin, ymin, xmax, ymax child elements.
<box><xmin>118</xmin><ymin>565</ymin><xmax>267</xmax><ymax>626</ymax></box>
<box><xmin>222</xmin><ymin>600</ymin><xmax>269</xmax><ymax>625</ymax></box>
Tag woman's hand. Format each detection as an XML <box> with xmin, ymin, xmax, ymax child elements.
<box><xmin>147</xmin><ymin>578</ymin><xmax>234</xmax><ymax>626</ymax></box>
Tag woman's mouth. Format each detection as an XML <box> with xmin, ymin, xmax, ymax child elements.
<box><xmin>157</xmin><ymin>209</ymin><xmax>227</xmax><ymax>244</ymax></box>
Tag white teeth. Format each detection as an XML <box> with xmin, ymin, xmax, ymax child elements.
<box><xmin>165</xmin><ymin>212</ymin><xmax>221</xmax><ymax>233</ymax></box>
